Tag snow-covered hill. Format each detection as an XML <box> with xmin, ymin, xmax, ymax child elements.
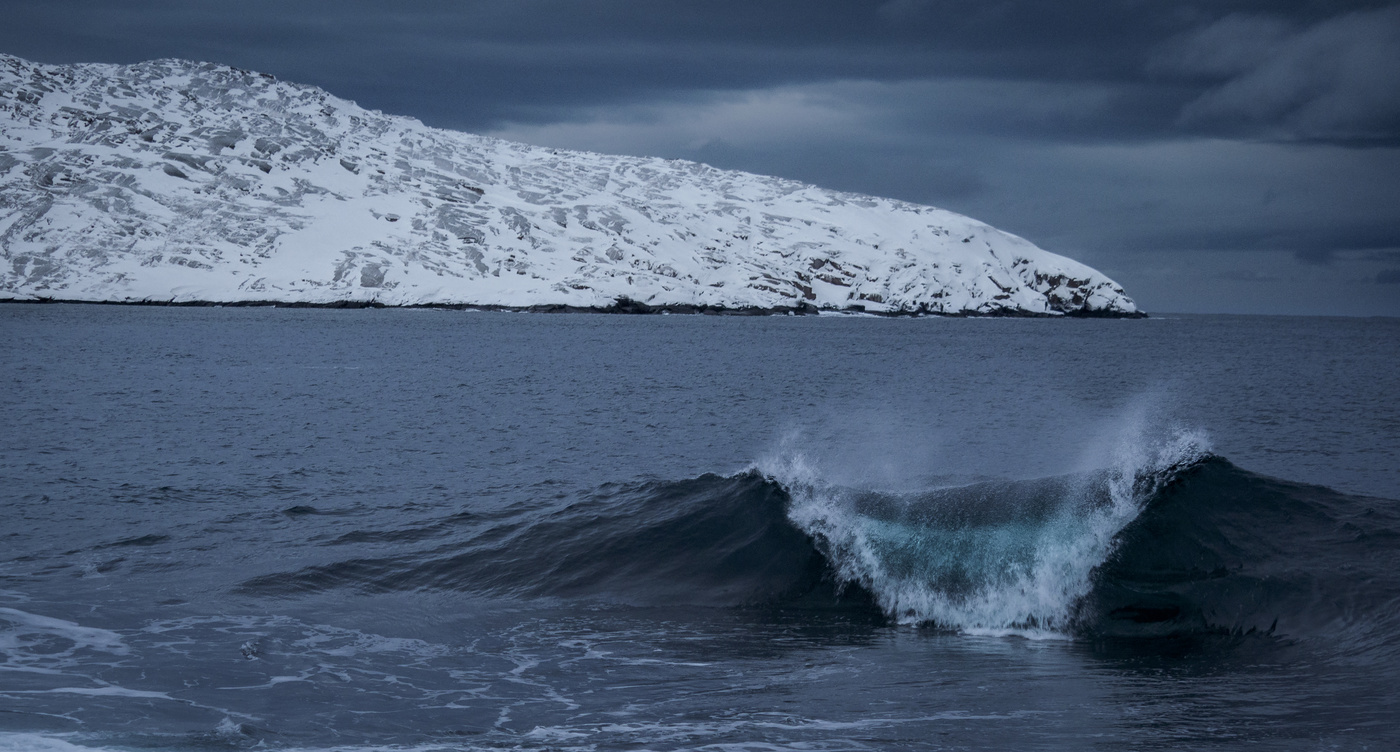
<box><xmin>0</xmin><ymin>53</ymin><xmax>1140</xmax><ymax>316</ymax></box>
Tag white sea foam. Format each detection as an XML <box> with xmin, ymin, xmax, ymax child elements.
<box><xmin>0</xmin><ymin>607</ymin><xmax>128</xmax><ymax>655</ymax></box>
<box><xmin>762</xmin><ymin>421</ymin><xmax>1211</xmax><ymax>635</ymax></box>
<box><xmin>0</xmin><ymin>735</ymin><xmax>96</xmax><ymax>752</ymax></box>
<box><xmin>0</xmin><ymin>735</ymin><xmax>473</xmax><ymax>752</ymax></box>
<box><xmin>4</xmin><ymin>686</ymin><xmax>173</xmax><ymax>699</ymax></box>
<box><xmin>0</xmin><ymin>607</ymin><xmax>131</xmax><ymax>679</ymax></box>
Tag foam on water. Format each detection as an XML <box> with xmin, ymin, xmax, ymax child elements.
<box><xmin>0</xmin><ymin>607</ymin><xmax>127</xmax><ymax>653</ymax></box>
<box><xmin>0</xmin><ymin>735</ymin><xmax>96</xmax><ymax>752</ymax></box>
<box><xmin>0</xmin><ymin>606</ymin><xmax>129</xmax><ymax>677</ymax></box>
<box><xmin>0</xmin><ymin>736</ymin><xmax>471</xmax><ymax>752</ymax></box>
<box><xmin>762</xmin><ymin>422</ymin><xmax>1211</xmax><ymax>635</ymax></box>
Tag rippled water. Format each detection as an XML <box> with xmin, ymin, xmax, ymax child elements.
<box><xmin>2</xmin><ymin>306</ymin><xmax>1398</xmax><ymax>751</ymax></box>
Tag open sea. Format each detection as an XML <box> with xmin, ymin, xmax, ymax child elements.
<box><xmin>2</xmin><ymin>305</ymin><xmax>1398</xmax><ymax>751</ymax></box>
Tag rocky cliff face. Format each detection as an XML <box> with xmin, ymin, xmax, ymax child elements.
<box><xmin>0</xmin><ymin>53</ymin><xmax>1140</xmax><ymax>316</ymax></box>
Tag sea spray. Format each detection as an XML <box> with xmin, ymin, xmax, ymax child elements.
<box><xmin>762</xmin><ymin>426</ymin><xmax>1212</xmax><ymax>634</ymax></box>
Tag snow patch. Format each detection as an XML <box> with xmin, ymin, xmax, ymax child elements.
<box><xmin>0</xmin><ymin>53</ymin><xmax>1139</xmax><ymax>316</ymax></box>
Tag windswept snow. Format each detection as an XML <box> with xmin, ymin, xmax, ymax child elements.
<box><xmin>0</xmin><ymin>53</ymin><xmax>1140</xmax><ymax>315</ymax></box>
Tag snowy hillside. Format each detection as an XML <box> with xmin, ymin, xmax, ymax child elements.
<box><xmin>0</xmin><ymin>53</ymin><xmax>1140</xmax><ymax>315</ymax></box>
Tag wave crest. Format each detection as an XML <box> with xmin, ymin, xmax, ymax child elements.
<box><xmin>237</xmin><ymin>426</ymin><xmax>1400</xmax><ymax>652</ymax></box>
<box><xmin>765</xmin><ymin>428</ymin><xmax>1212</xmax><ymax>635</ymax></box>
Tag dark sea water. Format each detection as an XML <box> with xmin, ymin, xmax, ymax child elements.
<box><xmin>2</xmin><ymin>306</ymin><xmax>1399</xmax><ymax>751</ymax></box>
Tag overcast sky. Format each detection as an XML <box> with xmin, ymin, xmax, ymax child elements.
<box><xmin>4</xmin><ymin>0</ymin><xmax>1398</xmax><ymax>315</ymax></box>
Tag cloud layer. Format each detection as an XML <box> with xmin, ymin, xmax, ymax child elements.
<box><xmin>1157</xmin><ymin>7</ymin><xmax>1400</xmax><ymax>143</ymax></box>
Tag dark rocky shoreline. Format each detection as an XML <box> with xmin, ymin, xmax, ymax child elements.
<box><xmin>0</xmin><ymin>296</ymin><xmax>1148</xmax><ymax>318</ymax></box>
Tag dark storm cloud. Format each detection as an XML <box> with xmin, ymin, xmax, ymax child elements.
<box><xmin>1153</xmin><ymin>6</ymin><xmax>1400</xmax><ymax>144</ymax></box>
<box><xmin>3</xmin><ymin>0</ymin><xmax>1391</xmax><ymax>141</ymax></box>
<box><xmin>2</xmin><ymin>0</ymin><xmax>1398</xmax><ymax>314</ymax></box>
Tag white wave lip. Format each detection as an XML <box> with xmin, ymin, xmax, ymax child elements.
<box><xmin>767</xmin><ymin>428</ymin><xmax>1211</xmax><ymax>635</ymax></box>
<box><xmin>1</xmin><ymin>53</ymin><xmax>1139</xmax><ymax>315</ymax></box>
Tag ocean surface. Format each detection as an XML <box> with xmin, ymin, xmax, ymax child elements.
<box><xmin>2</xmin><ymin>305</ymin><xmax>1398</xmax><ymax>751</ymax></box>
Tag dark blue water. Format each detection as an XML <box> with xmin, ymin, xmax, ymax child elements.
<box><xmin>2</xmin><ymin>306</ymin><xmax>1398</xmax><ymax>751</ymax></box>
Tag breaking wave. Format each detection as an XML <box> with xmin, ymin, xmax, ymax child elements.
<box><xmin>239</xmin><ymin>430</ymin><xmax>1400</xmax><ymax>648</ymax></box>
<box><xmin>767</xmin><ymin>428</ymin><xmax>1211</xmax><ymax>635</ymax></box>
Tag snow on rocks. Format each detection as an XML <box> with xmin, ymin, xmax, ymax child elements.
<box><xmin>0</xmin><ymin>53</ymin><xmax>1141</xmax><ymax>316</ymax></box>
